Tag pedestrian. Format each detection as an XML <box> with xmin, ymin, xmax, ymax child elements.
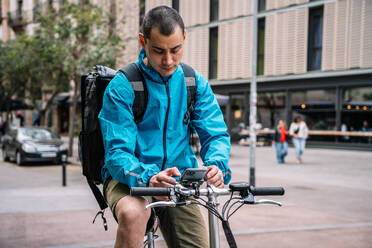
<box><xmin>289</xmin><ymin>116</ymin><xmax>309</xmax><ymax>164</ymax></box>
<box><xmin>360</xmin><ymin>120</ymin><xmax>372</xmax><ymax>132</ymax></box>
<box><xmin>272</xmin><ymin>120</ymin><xmax>288</xmax><ymax>164</ymax></box>
<box><xmin>16</xmin><ymin>111</ymin><xmax>25</xmax><ymax>127</ymax></box>
<box><xmin>359</xmin><ymin>120</ymin><xmax>372</xmax><ymax>143</ymax></box>
<box><xmin>98</xmin><ymin>6</ymin><xmax>231</xmax><ymax>248</ymax></box>
<box><xmin>0</xmin><ymin>116</ymin><xmax>3</xmax><ymax>142</ymax></box>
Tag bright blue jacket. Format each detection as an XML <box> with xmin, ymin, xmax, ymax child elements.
<box><xmin>99</xmin><ymin>49</ymin><xmax>231</xmax><ymax>187</ymax></box>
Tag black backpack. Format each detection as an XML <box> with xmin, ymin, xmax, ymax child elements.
<box><xmin>79</xmin><ymin>63</ymin><xmax>196</xmax><ymax>230</ymax></box>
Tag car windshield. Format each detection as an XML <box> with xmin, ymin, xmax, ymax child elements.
<box><xmin>19</xmin><ymin>129</ymin><xmax>58</xmax><ymax>140</ymax></box>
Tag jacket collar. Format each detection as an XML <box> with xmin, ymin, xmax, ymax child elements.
<box><xmin>138</xmin><ymin>48</ymin><xmax>180</xmax><ymax>84</ymax></box>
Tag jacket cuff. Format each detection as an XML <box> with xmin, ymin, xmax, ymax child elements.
<box><xmin>146</xmin><ymin>173</ymin><xmax>157</xmax><ymax>187</ymax></box>
<box><xmin>141</xmin><ymin>168</ymin><xmax>159</xmax><ymax>187</ymax></box>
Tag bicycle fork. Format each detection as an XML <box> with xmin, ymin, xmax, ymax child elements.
<box><xmin>146</xmin><ymin>231</ymin><xmax>155</xmax><ymax>248</ymax></box>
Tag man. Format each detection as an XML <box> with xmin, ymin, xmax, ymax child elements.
<box><xmin>99</xmin><ymin>6</ymin><xmax>231</xmax><ymax>248</ymax></box>
<box><xmin>360</xmin><ymin>120</ymin><xmax>372</xmax><ymax>132</ymax></box>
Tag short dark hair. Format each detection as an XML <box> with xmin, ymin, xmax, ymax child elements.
<box><xmin>141</xmin><ymin>5</ymin><xmax>185</xmax><ymax>40</ymax></box>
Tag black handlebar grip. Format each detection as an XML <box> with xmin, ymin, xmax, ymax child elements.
<box><xmin>130</xmin><ymin>187</ymin><xmax>171</xmax><ymax>196</ymax></box>
<box><xmin>250</xmin><ymin>186</ymin><xmax>285</xmax><ymax>196</ymax></box>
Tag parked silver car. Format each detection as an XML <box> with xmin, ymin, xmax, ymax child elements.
<box><xmin>2</xmin><ymin>127</ymin><xmax>68</xmax><ymax>165</ymax></box>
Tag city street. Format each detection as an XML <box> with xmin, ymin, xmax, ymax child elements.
<box><xmin>0</xmin><ymin>143</ymin><xmax>371</xmax><ymax>248</ymax></box>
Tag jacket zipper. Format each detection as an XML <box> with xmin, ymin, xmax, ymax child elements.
<box><xmin>161</xmin><ymin>81</ymin><xmax>170</xmax><ymax>171</ymax></box>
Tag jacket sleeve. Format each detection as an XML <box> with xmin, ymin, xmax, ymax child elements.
<box><xmin>98</xmin><ymin>73</ymin><xmax>160</xmax><ymax>187</ymax></box>
<box><xmin>302</xmin><ymin>122</ymin><xmax>309</xmax><ymax>139</ymax></box>
<box><xmin>191</xmin><ymin>71</ymin><xmax>232</xmax><ymax>184</ymax></box>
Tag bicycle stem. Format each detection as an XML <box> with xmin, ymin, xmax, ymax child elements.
<box><xmin>208</xmin><ymin>185</ymin><xmax>221</xmax><ymax>248</ymax></box>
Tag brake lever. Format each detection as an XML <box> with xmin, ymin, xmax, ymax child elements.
<box><xmin>254</xmin><ymin>199</ymin><xmax>282</xmax><ymax>206</ymax></box>
<box><xmin>145</xmin><ymin>201</ymin><xmax>176</xmax><ymax>209</ymax></box>
<box><xmin>145</xmin><ymin>200</ymin><xmax>193</xmax><ymax>209</ymax></box>
<box><xmin>238</xmin><ymin>198</ymin><xmax>282</xmax><ymax>206</ymax></box>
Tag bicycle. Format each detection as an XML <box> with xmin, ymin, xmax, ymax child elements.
<box><xmin>131</xmin><ymin>173</ymin><xmax>285</xmax><ymax>248</ymax></box>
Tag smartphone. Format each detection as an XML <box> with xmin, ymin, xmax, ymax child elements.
<box><xmin>180</xmin><ymin>168</ymin><xmax>207</xmax><ymax>183</ymax></box>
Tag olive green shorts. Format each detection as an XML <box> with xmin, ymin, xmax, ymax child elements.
<box><xmin>103</xmin><ymin>177</ymin><xmax>209</xmax><ymax>248</ymax></box>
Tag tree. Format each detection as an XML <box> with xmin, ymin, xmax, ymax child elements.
<box><xmin>34</xmin><ymin>2</ymin><xmax>124</xmax><ymax>156</ymax></box>
<box><xmin>0</xmin><ymin>36</ymin><xmax>34</xmax><ymax>121</ymax></box>
<box><xmin>28</xmin><ymin>29</ymin><xmax>70</xmax><ymax>126</ymax></box>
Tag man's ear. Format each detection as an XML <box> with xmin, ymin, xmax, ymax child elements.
<box><xmin>139</xmin><ymin>33</ymin><xmax>145</xmax><ymax>48</ymax></box>
<box><xmin>183</xmin><ymin>30</ymin><xmax>186</xmax><ymax>41</ymax></box>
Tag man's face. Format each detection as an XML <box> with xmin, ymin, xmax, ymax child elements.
<box><xmin>140</xmin><ymin>25</ymin><xmax>185</xmax><ymax>77</ymax></box>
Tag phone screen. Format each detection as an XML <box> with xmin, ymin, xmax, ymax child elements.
<box><xmin>180</xmin><ymin>168</ymin><xmax>207</xmax><ymax>182</ymax></box>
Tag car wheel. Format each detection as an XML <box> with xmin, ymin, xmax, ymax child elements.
<box><xmin>16</xmin><ymin>151</ymin><xmax>24</xmax><ymax>165</ymax></box>
<box><xmin>2</xmin><ymin>147</ymin><xmax>9</xmax><ymax>162</ymax></box>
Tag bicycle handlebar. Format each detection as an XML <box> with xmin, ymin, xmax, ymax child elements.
<box><xmin>250</xmin><ymin>186</ymin><xmax>285</xmax><ymax>196</ymax></box>
<box><xmin>130</xmin><ymin>184</ymin><xmax>284</xmax><ymax>197</ymax></box>
<box><xmin>130</xmin><ymin>187</ymin><xmax>172</xmax><ymax>196</ymax></box>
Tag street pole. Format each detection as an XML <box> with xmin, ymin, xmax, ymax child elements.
<box><xmin>61</xmin><ymin>154</ymin><xmax>67</xmax><ymax>186</ymax></box>
<box><xmin>249</xmin><ymin>0</ymin><xmax>258</xmax><ymax>186</ymax></box>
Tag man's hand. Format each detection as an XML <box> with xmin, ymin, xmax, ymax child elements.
<box><xmin>149</xmin><ymin>167</ymin><xmax>181</xmax><ymax>200</ymax></box>
<box><xmin>205</xmin><ymin>165</ymin><xmax>224</xmax><ymax>188</ymax></box>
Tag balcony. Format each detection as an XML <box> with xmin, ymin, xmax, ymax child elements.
<box><xmin>7</xmin><ymin>10</ymin><xmax>26</xmax><ymax>31</ymax></box>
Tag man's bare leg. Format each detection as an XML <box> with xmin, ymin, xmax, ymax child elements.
<box><xmin>114</xmin><ymin>195</ymin><xmax>151</xmax><ymax>248</ymax></box>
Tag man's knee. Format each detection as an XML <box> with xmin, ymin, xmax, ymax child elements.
<box><xmin>115</xmin><ymin>196</ymin><xmax>151</xmax><ymax>225</ymax></box>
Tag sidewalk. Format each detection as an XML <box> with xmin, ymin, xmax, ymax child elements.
<box><xmin>0</xmin><ymin>144</ymin><xmax>371</xmax><ymax>248</ymax></box>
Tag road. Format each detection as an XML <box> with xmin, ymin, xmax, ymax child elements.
<box><xmin>0</xmin><ymin>144</ymin><xmax>371</xmax><ymax>248</ymax></box>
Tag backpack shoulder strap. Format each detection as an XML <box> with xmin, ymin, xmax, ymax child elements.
<box><xmin>118</xmin><ymin>63</ymin><xmax>148</xmax><ymax>124</ymax></box>
<box><xmin>181</xmin><ymin>63</ymin><xmax>197</xmax><ymax>124</ymax></box>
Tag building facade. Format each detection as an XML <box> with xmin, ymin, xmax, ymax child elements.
<box><xmin>140</xmin><ymin>0</ymin><xmax>372</xmax><ymax>149</ymax></box>
<box><xmin>2</xmin><ymin>0</ymin><xmax>372</xmax><ymax>148</ymax></box>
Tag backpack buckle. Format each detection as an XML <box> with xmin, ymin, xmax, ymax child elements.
<box><xmin>93</xmin><ymin>209</ymin><xmax>108</xmax><ymax>231</ymax></box>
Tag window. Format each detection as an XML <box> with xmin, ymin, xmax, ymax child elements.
<box><xmin>292</xmin><ymin>89</ymin><xmax>336</xmax><ymax>132</ymax></box>
<box><xmin>258</xmin><ymin>0</ymin><xmax>266</xmax><ymax>12</ymax></box>
<box><xmin>342</xmin><ymin>87</ymin><xmax>372</xmax><ymax>132</ymax></box>
<box><xmin>209</xmin><ymin>0</ymin><xmax>219</xmax><ymax>79</ymax></box>
<box><xmin>33</xmin><ymin>1</ymin><xmax>41</xmax><ymax>22</ymax></box>
<box><xmin>257</xmin><ymin>92</ymin><xmax>286</xmax><ymax>128</ymax></box>
<box><xmin>139</xmin><ymin>0</ymin><xmax>146</xmax><ymax>28</ymax></box>
<box><xmin>172</xmin><ymin>0</ymin><xmax>179</xmax><ymax>12</ymax></box>
<box><xmin>257</xmin><ymin>18</ymin><xmax>265</xmax><ymax>75</ymax></box>
<box><xmin>17</xmin><ymin>0</ymin><xmax>23</xmax><ymax>15</ymax></box>
<box><xmin>209</xmin><ymin>27</ymin><xmax>218</xmax><ymax>79</ymax></box>
<box><xmin>210</xmin><ymin>0</ymin><xmax>218</xmax><ymax>21</ymax></box>
<box><xmin>307</xmin><ymin>7</ymin><xmax>323</xmax><ymax>71</ymax></box>
<box><xmin>230</xmin><ymin>94</ymin><xmax>245</xmax><ymax>129</ymax></box>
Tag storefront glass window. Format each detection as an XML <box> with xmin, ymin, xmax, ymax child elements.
<box><xmin>292</xmin><ymin>89</ymin><xmax>336</xmax><ymax>140</ymax></box>
<box><xmin>230</xmin><ymin>94</ymin><xmax>245</xmax><ymax>125</ymax></box>
<box><xmin>341</xmin><ymin>86</ymin><xmax>372</xmax><ymax>144</ymax></box>
<box><xmin>229</xmin><ymin>94</ymin><xmax>246</xmax><ymax>138</ymax></box>
<box><xmin>257</xmin><ymin>92</ymin><xmax>286</xmax><ymax>128</ymax></box>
